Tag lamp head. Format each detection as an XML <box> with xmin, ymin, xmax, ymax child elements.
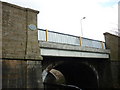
<box><xmin>83</xmin><ymin>17</ymin><xmax>86</xmax><ymax>19</ymax></box>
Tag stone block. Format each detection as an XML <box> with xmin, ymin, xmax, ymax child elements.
<box><xmin>104</xmin><ymin>32</ymin><xmax>120</xmax><ymax>61</ymax></box>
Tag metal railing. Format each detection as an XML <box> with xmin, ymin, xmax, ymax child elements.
<box><xmin>38</xmin><ymin>29</ymin><xmax>106</xmax><ymax>49</ymax></box>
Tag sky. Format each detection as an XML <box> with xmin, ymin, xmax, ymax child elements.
<box><xmin>1</xmin><ymin>0</ymin><xmax>119</xmax><ymax>41</ymax></box>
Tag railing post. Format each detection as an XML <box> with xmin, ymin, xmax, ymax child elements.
<box><xmin>80</xmin><ymin>36</ymin><xmax>82</xmax><ymax>47</ymax></box>
<box><xmin>101</xmin><ymin>41</ymin><xmax>104</xmax><ymax>49</ymax></box>
<box><xmin>46</xmin><ymin>29</ymin><xmax>48</xmax><ymax>41</ymax></box>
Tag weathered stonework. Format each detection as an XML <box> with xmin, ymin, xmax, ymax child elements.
<box><xmin>0</xmin><ymin>2</ymin><xmax>2</xmax><ymax>89</ymax></box>
<box><xmin>2</xmin><ymin>60</ymin><xmax>27</xmax><ymax>88</ymax></box>
<box><xmin>0</xmin><ymin>1</ymin><xmax>2</xmax><ymax>59</ymax></box>
<box><xmin>1</xmin><ymin>1</ymin><xmax>43</xmax><ymax>88</ymax></box>
<box><xmin>104</xmin><ymin>32</ymin><xmax>120</xmax><ymax>61</ymax></box>
<box><xmin>2</xmin><ymin>2</ymin><xmax>42</xmax><ymax>60</ymax></box>
<box><xmin>104</xmin><ymin>33</ymin><xmax>120</xmax><ymax>88</ymax></box>
<box><xmin>27</xmin><ymin>61</ymin><xmax>43</xmax><ymax>88</ymax></box>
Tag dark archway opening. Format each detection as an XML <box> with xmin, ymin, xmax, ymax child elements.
<box><xmin>44</xmin><ymin>61</ymin><xmax>99</xmax><ymax>89</ymax></box>
<box><xmin>54</xmin><ymin>62</ymin><xmax>99</xmax><ymax>89</ymax></box>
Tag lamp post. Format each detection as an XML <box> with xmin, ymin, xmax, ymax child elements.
<box><xmin>80</xmin><ymin>17</ymin><xmax>86</xmax><ymax>37</ymax></box>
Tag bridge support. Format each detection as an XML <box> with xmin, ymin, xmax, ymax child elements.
<box><xmin>1</xmin><ymin>2</ymin><xmax>43</xmax><ymax>88</ymax></box>
<box><xmin>104</xmin><ymin>32</ymin><xmax>120</xmax><ymax>88</ymax></box>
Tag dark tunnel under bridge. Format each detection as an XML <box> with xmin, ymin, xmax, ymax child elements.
<box><xmin>42</xmin><ymin>57</ymin><xmax>111</xmax><ymax>89</ymax></box>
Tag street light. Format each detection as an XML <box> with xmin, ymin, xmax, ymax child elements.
<box><xmin>80</xmin><ymin>17</ymin><xmax>86</xmax><ymax>37</ymax></box>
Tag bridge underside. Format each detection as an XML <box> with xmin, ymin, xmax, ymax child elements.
<box><xmin>40</xmin><ymin>41</ymin><xmax>112</xmax><ymax>89</ymax></box>
<box><xmin>42</xmin><ymin>56</ymin><xmax>112</xmax><ymax>89</ymax></box>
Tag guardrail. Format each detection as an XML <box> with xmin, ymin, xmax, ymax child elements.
<box><xmin>38</xmin><ymin>29</ymin><xmax>105</xmax><ymax>49</ymax></box>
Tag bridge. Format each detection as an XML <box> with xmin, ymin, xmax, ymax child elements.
<box><xmin>39</xmin><ymin>29</ymin><xmax>109</xmax><ymax>58</ymax></box>
<box><xmin>38</xmin><ymin>29</ymin><xmax>112</xmax><ymax>89</ymax></box>
<box><xmin>2</xmin><ymin>2</ymin><xmax>119</xmax><ymax>89</ymax></box>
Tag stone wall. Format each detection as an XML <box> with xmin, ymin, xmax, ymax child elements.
<box><xmin>1</xmin><ymin>1</ymin><xmax>43</xmax><ymax>88</ymax></box>
<box><xmin>0</xmin><ymin>2</ymin><xmax>2</xmax><ymax>89</ymax></box>
<box><xmin>104</xmin><ymin>32</ymin><xmax>120</xmax><ymax>61</ymax></box>
<box><xmin>104</xmin><ymin>32</ymin><xmax>120</xmax><ymax>88</ymax></box>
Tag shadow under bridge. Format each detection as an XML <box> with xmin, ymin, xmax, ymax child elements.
<box><xmin>43</xmin><ymin>61</ymin><xmax>99</xmax><ymax>89</ymax></box>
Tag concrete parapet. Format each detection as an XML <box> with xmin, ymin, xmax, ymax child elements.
<box><xmin>39</xmin><ymin>41</ymin><xmax>110</xmax><ymax>59</ymax></box>
<box><xmin>39</xmin><ymin>41</ymin><xmax>110</xmax><ymax>54</ymax></box>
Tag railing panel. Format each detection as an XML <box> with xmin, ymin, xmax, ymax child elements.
<box><xmin>82</xmin><ymin>38</ymin><xmax>93</xmax><ymax>47</ymax></box>
<box><xmin>92</xmin><ymin>40</ymin><xmax>102</xmax><ymax>48</ymax></box>
<box><xmin>48</xmin><ymin>31</ymin><xmax>80</xmax><ymax>45</ymax></box>
<box><xmin>38</xmin><ymin>30</ymin><xmax>46</xmax><ymax>41</ymax></box>
<box><xmin>38</xmin><ymin>29</ymin><xmax>106</xmax><ymax>49</ymax></box>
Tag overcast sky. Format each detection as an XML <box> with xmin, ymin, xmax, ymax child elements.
<box><xmin>1</xmin><ymin>0</ymin><xmax>119</xmax><ymax>41</ymax></box>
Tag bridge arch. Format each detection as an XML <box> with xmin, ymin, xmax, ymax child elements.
<box><xmin>43</xmin><ymin>61</ymin><xmax>99</xmax><ymax>89</ymax></box>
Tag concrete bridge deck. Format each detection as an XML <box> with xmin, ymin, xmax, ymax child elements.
<box><xmin>39</xmin><ymin>41</ymin><xmax>110</xmax><ymax>59</ymax></box>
